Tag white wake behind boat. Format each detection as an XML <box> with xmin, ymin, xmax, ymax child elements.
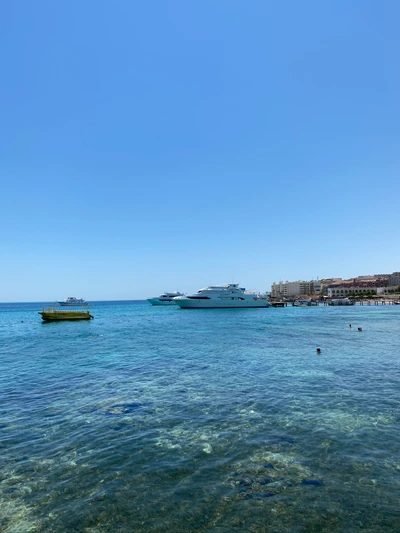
<box><xmin>173</xmin><ymin>284</ymin><xmax>270</xmax><ymax>309</ymax></box>
<box><xmin>147</xmin><ymin>292</ymin><xmax>185</xmax><ymax>305</ymax></box>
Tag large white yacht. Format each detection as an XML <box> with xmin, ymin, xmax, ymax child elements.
<box><xmin>147</xmin><ymin>292</ymin><xmax>185</xmax><ymax>305</ymax></box>
<box><xmin>173</xmin><ymin>284</ymin><xmax>270</xmax><ymax>309</ymax></box>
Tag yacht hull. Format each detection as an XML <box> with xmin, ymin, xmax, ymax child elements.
<box><xmin>58</xmin><ymin>302</ymin><xmax>88</xmax><ymax>306</ymax></box>
<box><xmin>147</xmin><ymin>298</ymin><xmax>177</xmax><ymax>305</ymax></box>
<box><xmin>174</xmin><ymin>299</ymin><xmax>270</xmax><ymax>309</ymax></box>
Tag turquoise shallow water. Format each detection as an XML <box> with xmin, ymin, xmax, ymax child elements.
<box><xmin>1</xmin><ymin>301</ymin><xmax>400</xmax><ymax>532</ymax></box>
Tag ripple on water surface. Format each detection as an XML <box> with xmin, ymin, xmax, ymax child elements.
<box><xmin>1</xmin><ymin>301</ymin><xmax>400</xmax><ymax>532</ymax></box>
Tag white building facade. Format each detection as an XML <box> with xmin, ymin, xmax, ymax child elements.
<box><xmin>271</xmin><ymin>280</ymin><xmax>322</xmax><ymax>298</ymax></box>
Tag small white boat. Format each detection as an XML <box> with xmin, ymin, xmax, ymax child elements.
<box><xmin>174</xmin><ymin>284</ymin><xmax>270</xmax><ymax>309</ymax></box>
<box><xmin>293</xmin><ymin>298</ymin><xmax>318</xmax><ymax>307</ymax></box>
<box><xmin>58</xmin><ymin>297</ymin><xmax>88</xmax><ymax>306</ymax></box>
<box><xmin>147</xmin><ymin>292</ymin><xmax>185</xmax><ymax>305</ymax></box>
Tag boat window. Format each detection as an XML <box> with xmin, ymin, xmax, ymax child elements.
<box><xmin>187</xmin><ymin>296</ymin><xmax>211</xmax><ymax>300</ymax></box>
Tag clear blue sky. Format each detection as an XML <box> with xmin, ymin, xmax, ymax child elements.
<box><xmin>1</xmin><ymin>0</ymin><xmax>399</xmax><ymax>301</ymax></box>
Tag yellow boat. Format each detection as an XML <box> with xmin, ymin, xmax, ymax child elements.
<box><xmin>39</xmin><ymin>307</ymin><xmax>94</xmax><ymax>321</ymax></box>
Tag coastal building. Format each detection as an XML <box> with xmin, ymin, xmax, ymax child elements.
<box><xmin>271</xmin><ymin>280</ymin><xmax>322</xmax><ymax>298</ymax></box>
<box><xmin>388</xmin><ymin>272</ymin><xmax>400</xmax><ymax>287</ymax></box>
<box><xmin>271</xmin><ymin>273</ymin><xmax>396</xmax><ymax>298</ymax></box>
<box><xmin>326</xmin><ymin>277</ymin><xmax>388</xmax><ymax>297</ymax></box>
<box><xmin>319</xmin><ymin>278</ymin><xmax>342</xmax><ymax>295</ymax></box>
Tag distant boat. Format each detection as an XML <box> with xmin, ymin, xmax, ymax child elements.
<box><xmin>328</xmin><ymin>298</ymin><xmax>353</xmax><ymax>306</ymax></box>
<box><xmin>39</xmin><ymin>307</ymin><xmax>93</xmax><ymax>321</ymax></box>
<box><xmin>293</xmin><ymin>298</ymin><xmax>318</xmax><ymax>307</ymax></box>
<box><xmin>147</xmin><ymin>292</ymin><xmax>185</xmax><ymax>305</ymax></box>
<box><xmin>58</xmin><ymin>297</ymin><xmax>88</xmax><ymax>306</ymax></box>
<box><xmin>174</xmin><ymin>283</ymin><xmax>270</xmax><ymax>308</ymax></box>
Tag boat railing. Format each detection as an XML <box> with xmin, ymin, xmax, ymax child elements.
<box><xmin>42</xmin><ymin>307</ymin><xmax>90</xmax><ymax>313</ymax></box>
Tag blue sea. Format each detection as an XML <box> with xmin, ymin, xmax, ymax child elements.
<box><xmin>1</xmin><ymin>301</ymin><xmax>400</xmax><ymax>532</ymax></box>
